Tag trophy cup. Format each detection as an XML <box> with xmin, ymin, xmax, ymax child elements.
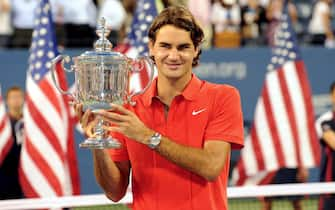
<box><xmin>51</xmin><ymin>18</ymin><xmax>155</xmax><ymax>149</ymax></box>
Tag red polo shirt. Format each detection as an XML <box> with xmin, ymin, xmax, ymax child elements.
<box><xmin>110</xmin><ymin>75</ymin><xmax>244</xmax><ymax>210</ymax></box>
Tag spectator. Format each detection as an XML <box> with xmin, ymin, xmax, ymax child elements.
<box><xmin>240</xmin><ymin>0</ymin><xmax>267</xmax><ymax>46</ymax></box>
<box><xmin>49</xmin><ymin>0</ymin><xmax>66</xmax><ymax>50</ymax></box>
<box><xmin>0</xmin><ymin>0</ymin><xmax>12</xmax><ymax>48</ymax></box>
<box><xmin>211</xmin><ymin>0</ymin><xmax>242</xmax><ymax>48</ymax></box>
<box><xmin>0</xmin><ymin>86</ymin><xmax>24</xmax><ymax>200</ymax></box>
<box><xmin>10</xmin><ymin>0</ymin><xmax>38</xmax><ymax>48</ymax></box>
<box><xmin>188</xmin><ymin>0</ymin><xmax>213</xmax><ymax>49</ymax></box>
<box><xmin>61</xmin><ymin>0</ymin><xmax>97</xmax><ymax>48</ymax></box>
<box><xmin>308</xmin><ymin>0</ymin><xmax>334</xmax><ymax>48</ymax></box>
<box><xmin>315</xmin><ymin>81</ymin><xmax>335</xmax><ymax>210</ymax></box>
<box><xmin>98</xmin><ymin>0</ymin><xmax>126</xmax><ymax>47</ymax></box>
<box><xmin>118</xmin><ymin>0</ymin><xmax>136</xmax><ymax>43</ymax></box>
<box><xmin>265</xmin><ymin>0</ymin><xmax>298</xmax><ymax>46</ymax></box>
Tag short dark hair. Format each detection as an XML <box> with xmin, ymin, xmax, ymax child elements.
<box><xmin>6</xmin><ymin>86</ymin><xmax>24</xmax><ymax>99</ymax></box>
<box><xmin>330</xmin><ymin>81</ymin><xmax>335</xmax><ymax>93</ymax></box>
<box><xmin>148</xmin><ymin>6</ymin><xmax>204</xmax><ymax>67</ymax></box>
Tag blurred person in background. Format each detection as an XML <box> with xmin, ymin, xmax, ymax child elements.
<box><xmin>61</xmin><ymin>0</ymin><xmax>97</xmax><ymax>48</ymax></box>
<box><xmin>117</xmin><ymin>0</ymin><xmax>136</xmax><ymax>42</ymax></box>
<box><xmin>188</xmin><ymin>0</ymin><xmax>213</xmax><ymax>49</ymax></box>
<box><xmin>10</xmin><ymin>0</ymin><xmax>38</xmax><ymax>48</ymax></box>
<box><xmin>49</xmin><ymin>0</ymin><xmax>66</xmax><ymax>50</ymax></box>
<box><xmin>116</xmin><ymin>0</ymin><xmax>175</xmax><ymax>46</ymax></box>
<box><xmin>0</xmin><ymin>86</ymin><xmax>24</xmax><ymax>199</ymax></box>
<box><xmin>240</xmin><ymin>0</ymin><xmax>267</xmax><ymax>46</ymax></box>
<box><xmin>265</xmin><ymin>0</ymin><xmax>298</xmax><ymax>46</ymax></box>
<box><xmin>315</xmin><ymin>81</ymin><xmax>335</xmax><ymax>210</ymax></box>
<box><xmin>98</xmin><ymin>0</ymin><xmax>126</xmax><ymax>47</ymax></box>
<box><xmin>308</xmin><ymin>0</ymin><xmax>334</xmax><ymax>48</ymax></box>
<box><xmin>211</xmin><ymin>0</ymin><xmax>242</xmax><ymax>48</ymax></box>
<box><xmin>0</xmin><ymin>0</ymin><xmax>12</xmax><ymax>48</ymax></box>
<box><xmin>262</xmin><ymin>167</ymin><xmax>309</xmax><ymax>210</ymax></box>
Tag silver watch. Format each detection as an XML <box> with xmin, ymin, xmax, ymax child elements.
<box><xmin>147</xmin><ymin>132</ymin><xmax>162</xmax><ymax>149</ymax></box>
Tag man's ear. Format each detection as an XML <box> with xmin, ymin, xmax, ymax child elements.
<box><xmin>194</xmin><ymin>46</ymin><xmax>200</xmax><ymax>58</ymax></box>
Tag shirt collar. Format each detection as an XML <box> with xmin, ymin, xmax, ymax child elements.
<box><xmin>142</xmin><ymin>74</ymin><xmax>202</xmax><ymax>107</ymax></box>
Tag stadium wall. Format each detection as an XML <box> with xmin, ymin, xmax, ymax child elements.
<box><xmin>0</xmin><ymin>47</ymin><xmax>333</xmax><ymax>194</ymax></box>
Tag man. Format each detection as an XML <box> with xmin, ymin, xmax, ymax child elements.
<box><xmin>315</xmin><ymin>81</ymin><xmax>335</xmax><ymax>210</ymax></box>
<box><xmin>76</xmin><ymin>6</ymin><xmax>244</xmax><ymax>210</ymax></box>
<box><xmin>0</xmin><ymin>86</ymin><xmax>24</xmax><ymax>199</ymax></box>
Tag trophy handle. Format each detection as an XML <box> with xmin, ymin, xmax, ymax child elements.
<box><xmin>127</xmin><ymin>56</ymin><xmax>155</xmax><ymax>106</ymax></box>
<box><xmin>51</xmin><ymin>54</ymin><xmax>76</xmax><ymax>102</ymax></box>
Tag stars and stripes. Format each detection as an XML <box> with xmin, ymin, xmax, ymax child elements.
<box><xmin>19</xmin><ymin>0</ymin><xmax>80</xmax><ymax>199</ymax></box>
<box><xmin>125</xmin><ymin>0</ymin><xmax>158</xmax><ymax>56</ymax></box>
<box><xmin>232</xmin><ymin>2</ymin><xmax>320</xmax><ymax>186</ymax></box>
<box><xmin>0</xmin><ymin>86</ymin><xmax>13</xmax><ymax>166</ymax></box>
<box><xmin>114</xmin><ymin>0</ymin><xmax>158</xmax><ymax>92</ymax></box>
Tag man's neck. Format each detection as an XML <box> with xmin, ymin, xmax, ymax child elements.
<box><xmin>156</xmin><ymin>74</ymin><xmax>192</xmax><ymax>106</ymax></box>
<box><xmin>9</xmin><ymin>109</ymin><xmax>22</xmax><ymax>120</ymax></box>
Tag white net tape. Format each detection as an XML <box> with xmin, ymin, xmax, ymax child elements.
<box><xmin>1</xmin><ymin>182</ymin><xmax>335</xmax><ymax>210</ymax></box>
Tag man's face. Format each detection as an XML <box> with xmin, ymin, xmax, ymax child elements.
<box><xmin>6</xmin><ymin>90</ymin><xmax>24</xmax><ymax>111</ymax></box>
<box><xmin>149</xmin><ymin>25</ymin><xmax>199</xmax><ymax>81</ymax></box>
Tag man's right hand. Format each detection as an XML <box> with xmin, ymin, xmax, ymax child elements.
<box><xmin>74</xmin><ymin>103</ymin><xmax>98</xmax><ymax>138</ymax></box>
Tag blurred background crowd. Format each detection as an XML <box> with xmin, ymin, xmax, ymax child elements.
<box><xmin>0</xmin><ymin>0</ymin><xmax>334</xmax><ymax>50</ymax></box>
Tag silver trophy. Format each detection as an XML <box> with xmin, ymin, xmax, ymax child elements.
<box><xmin>51</xmin><ymin>18</ymin><xmax>155</xmax><ymax>149</ymax></box>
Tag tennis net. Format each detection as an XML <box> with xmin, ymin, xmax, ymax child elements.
<box><xmin>0</xmin><ymin>182</ymin><xmax>334</xmax><ymax>210</ymax></box>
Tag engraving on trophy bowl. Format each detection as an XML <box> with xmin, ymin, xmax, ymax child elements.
<box><xmin>75</xmin><ymin>62</ymin><xmax>129</xmax><ymax>111</ymax></box>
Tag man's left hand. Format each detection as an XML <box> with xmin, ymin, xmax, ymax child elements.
<box><xmin>95</xmin><ymin>103</ymin><xmax>153</xmax><ymax>144</ymax></box>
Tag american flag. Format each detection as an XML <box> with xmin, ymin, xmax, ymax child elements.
<box><xmin>19</xmin><ymin>0</ymin><xmax>80</xmax><ymax>199</ymax></box>
<box><xmin>114</xmin><ymin>0</ymin><xmax>158</xmax><ymax>92</ymax></box>
<box><xmin>232</xmin><ymin>2</ymin><xmax>320</xmax><ymax>185</ymax></box>
<box><xmin>0</xmin><ymin>85</ymin><xmax>13</xmax><ymax>166</ymax></box>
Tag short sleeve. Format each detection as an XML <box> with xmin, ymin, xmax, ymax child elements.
<box><xmin>321</xmin><ymin>120</ymin><xmax>335</xmax><ymax>132</ymax></box>
<box><xmin>204</xmin><ymin>86</ymin><xmax>244</xmax><ymax>150</ymax></box>
<box><xmin>315</xmin><ymin>111</ymin><xmax>334</xmax><ymax>139</ymax></box>
<box><xmin>108</xmin><ymin>132</ymin><xmax>129</xmax><ymax>162</ymax></box>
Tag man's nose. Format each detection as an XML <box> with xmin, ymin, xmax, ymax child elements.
<box><xmin>168</xmin><ymin>48</ymin><xmax>179</xmax><ymax>59</ymax></box>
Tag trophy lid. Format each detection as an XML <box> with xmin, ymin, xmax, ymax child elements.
<box><xmin>74</xmin><ymin>17</ymin><xmax>126</xmax><ymax>64</ymax></box>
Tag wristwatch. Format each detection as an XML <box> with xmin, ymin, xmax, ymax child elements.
<box><xmin>147</xmin><ymin>132</ymin><xmax>162</xmax><ymax>149</ymax></box>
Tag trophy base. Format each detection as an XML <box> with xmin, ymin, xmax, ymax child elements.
<box><xmin>79</xmin><ymin>138</ymin><xmax>121</xmax><ymax>149</ymax></box>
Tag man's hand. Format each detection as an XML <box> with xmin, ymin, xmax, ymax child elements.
<box><xmin>74</xmin><ymin>103</ymin><xmax>99</xmax><ymax>138</ymax></box>
<box><xmin>95</xmin><ymin>103</ymin><xmax>153</xmax><ymax>144</ymax></box>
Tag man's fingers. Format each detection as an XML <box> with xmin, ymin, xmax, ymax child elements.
<box><xmin>102</xmin><ymin>125</ymin><xmax>122</xmax><ymax>133</ymax></box>
<box><xmin>86</xmin><ymin>119</ymin><xmax>99</xmax><ymax>138</ymax></box>
<box><xmin>95</xmin><ymin>110</ymin><xmax>128</xmax><ymax>122</ymax></box>
<box><xmin>74</xmin><ymin>103</ymin><xmax>84</xmax><ymax>119</ymax></box>
<box><xmin>108</xmin><ymin>103</ymin><xmax>133</xmax><ymax>115</ymax></box>
<box><xmin>81</xmin><ymin>109</ymin><xmax>93</xmax><ymax>127</ymax></box>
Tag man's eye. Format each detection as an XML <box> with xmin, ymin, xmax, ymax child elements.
<box><xmin>178</xmin><ymin>45</ymin><xmax>190</xmax><ymax>50</ymax></box>
<box><xmin>159</xmin><ymin>44</ymin><xmax>170</xmax><ymax>48</ymax></box>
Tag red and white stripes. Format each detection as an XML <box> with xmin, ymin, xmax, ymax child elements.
<box><xmin>0</xmin><ymin>89</ymin><xmax>13</xmax><ymax>166</ymax></box>
<box><xmin>232</xmin><ymin>60</ymin><xmax>319</xmax><ymax>186</ymax></box>
<box><xmin>19</xmin><ymin>65</ymin><xmax>80</xmax><ymax>198</ymax></box>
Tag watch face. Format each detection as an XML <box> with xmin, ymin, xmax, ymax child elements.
<box><xmin>149</xmin><ymin>133</ymin><xmax>161</xmax><ymax>149</ymax></box>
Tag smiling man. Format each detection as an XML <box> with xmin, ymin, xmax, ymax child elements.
<box><xmin>77</xmin><ymin>6</ymin><xmax>244</xmax><ymax>210</ymax></box>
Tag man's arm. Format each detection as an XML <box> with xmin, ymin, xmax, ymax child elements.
<box><xmin>96</xmin><ymin>104</ymin><xmax>233</xmax><ymax>181</ymax></box>
<box><xmin>92</xmin><ymin>150</ymin><xmax>130</xmax><ymax>201</ymax></box>
<box><xmin>155</xmin><ymin>137</ymin><xmax>231</xmax><ymax>181</ymax></box>
<box><xmin>74</xmin><ymin>104</ymin><xmax>131</xmax><ymax>202</ymax></box>
<box><xmin>322</xmin><ymin>129</ymin><xmax>335</xmax><ymax>150</ymax></box>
